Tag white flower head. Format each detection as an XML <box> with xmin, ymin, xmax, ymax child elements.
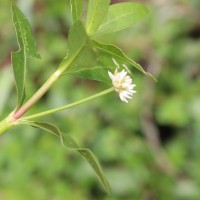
<box><xmin>108</xmin><ymin>68</ymin><xmax>136</xmax><ymax>103</ymax></box>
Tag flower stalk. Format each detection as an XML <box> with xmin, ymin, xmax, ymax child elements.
<box><xmin>20</xmin><ymin>87</ymin><xmax>114</xmax><ymax>121</ymax></box>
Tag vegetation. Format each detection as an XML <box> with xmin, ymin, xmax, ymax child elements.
<box><xmin>0</xmin><ymin>0</ymin><xmax>200</xmax><ymax>199</ymax></box>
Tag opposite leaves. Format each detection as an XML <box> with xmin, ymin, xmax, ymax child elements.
<box><xmin>69</xmin><ymin>40</ymin><xmax>157</xmax><ymax>82</ymax></box>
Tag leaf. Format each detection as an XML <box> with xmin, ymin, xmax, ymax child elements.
<box><xmin>68</xmin><ymin>40</ymin><xmax>156</xmax><ymax>82</ymax></box>
<box><xmin>93</xmin><ymin>40</ymin><xmax>157</xmax><ymax>81</ymax></box>
<box><xmin>68</xmin><ymin>39</ymin><xmax>157</xmax><ymax>82</ymax></box>
<box><xmin>12</xmin><ymin>3</ymin><xmax>41</xmax><ymax>108</ymax></box>
<box><xmin>59</xmin><ymin>21</ymin><xmax>97</xmax><ymax>72</ymax></box>
<box><xmin>20</xmin><ymin>121</ymin><xmax>111</xmax><ymax>194</ymax></box>
<box><xmin>68</xmin><ymin>66</ymin><xmax>111</xmax><ymax>82</ymax></box>
<box><xmin>67</xmin><ymin>20</ymin><xmax>88</xmax><ymax>55</ymax></box>
<box><xmin>95</xmin><ymin>2</ymin><xmax>149</xmax><ymax>36</ymax></box>
<box><xmin>12</xmin><ymin>3</ymin><xmax>40</xmax><ymax>58</ymax></box>
<box><xmin>12</xmin><ymin>50</ymin><xmax>26</xmax><ymax>108</ymax></box>
<box><xmin>86</xmin><ymin>0</ymin><xmax>110</xmax><ymax>36</ymax></box>
<box><xmin>0</xmin><ymin>67</ymin><xmax>14</xmax><ymax>114</ymax></box>
<box><xmin>70</xmin><ymin>0</ymin><xmax>82</xmax><ymax>22</ymax></box>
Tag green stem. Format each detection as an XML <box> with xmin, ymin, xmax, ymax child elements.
<box><xmin>0</xmin><ymin>115</ymin><xmax>15</xmax><ymax>135</ymax></box>
<box><xmin>13</xmin><ymin>69</ymin><xmax>62</xmax><ymax>120</ymax></box>
<box><xmin>20</xmin><ymin>87</ymin><xmax>114</xmax><ymax>121</ymax></box>
<box><xmin>13</xmin><ymin>46</ymin><xmax>84</xmax><ymax>120</ymax></box>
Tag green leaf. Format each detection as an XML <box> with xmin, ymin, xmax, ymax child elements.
<box><xmin>68</xmin><ymin>66</ymin><xmax>111</xmax><ymax>82</ymax></box>
<box><xmin>95</xmin><ymin>2</ymin><xmax>149</xmax><ymax>36</ymax></box>
<box><xmin>12</xmin><ymin>3</ymin><xmax>40</xmax><ymax>58</ymax></box>
<box><xmin>70</xmin><ymin>0</ymin><xmax>82</xmax><ymax>22</ymax></box>
<box><xmin>67</xmin><ymin>20</ymin><xmax>88</xmax><ymax>55</ymax></box>
<box><xmin>59</xmin><ymin>21</ymin><xmax>97</xmax><ymax>72</ymax></box>
<box><xmin>68</xmin><ymin>40</ymin><xmax>156</xmax><ymax>82</ymax></box>
<box><xmin>86</xmin><ymin>0</ymin><xmax>110</xmax><ymax>35</ymax></box>
<box><xmin>93</xmin><ymin>40</ymin><xmax>157</xmax><ymax>81</ymax></box>
<box><xmin>12</xmin><ymin>50</ymin><xmax>26</xmax><ymax>108</ymax></box>
<box><xmin>20</xmin><ymin>121</ymin><xmax>111</xmax><ymax>194</ymax></box>
<box><xmin>12</xmin><ymin>3</ymin><xmax>41</xmax><ymax>108</ymax></box>
<box><xmin>0</xmin><ymin>67</ymin><xmax>14</xmax><ymax>114</ymax></box>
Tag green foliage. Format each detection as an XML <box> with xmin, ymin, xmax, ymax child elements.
<box><xmin>9</xmin><ymin>1</ymin><xmax>153</xmax><ymax>193</ymax></box>
<box><xmin>2</xmin><ymin>0</ymin><xmax>200</xmax><ymax>199</ymax></box>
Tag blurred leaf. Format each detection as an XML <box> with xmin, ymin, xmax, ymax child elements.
<box><xmin>20</xmin><ymin>121</ymin><xmax>111</xmax><ymax>194</ymax></box>
<box><xmin>94</xmin><ymin>3</ymin><xmax>149</xmax><ymax>36</ymax></box>
<box><xmin>156</xmin><ymin>96</ymin><xmax>189</xmax><ymax>127</ymax></box>
<box><xmin>70</xmin><ymin>0</ymin><xmax>82</xmax><ymax>22</ymax></box>
<box><xmin>12</xmin><ymin>3</ymin><xmax>40</xmax><ymax>58</ymax></box>
<box><xmin>59</xmin><ymin>21</ymin><xmax>96</xmax><ymax>72</ymax></box>
<box><xmin>86</xmin><ymin>0</ymin><xmax>110</xmax><ymax>35</ymax></box>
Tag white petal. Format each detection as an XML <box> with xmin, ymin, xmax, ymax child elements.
<box><xmin>119</xmin><ymin>93</ymin><xmax>128</xmax><ymax>103</ymax></box>
<box><xmin>121</xmin><ymin>91</ymin><xmax>132</xmax><ymax>99</ymax></box>
<box><xmin>108</xmin><ymin>71</ymin><xmax>114</xmax><ymax>80</ymax></box>
<box><xmin>127</xmin><ymin>85</ymin><xmax>135</xmax><ymax>89</ymax></box>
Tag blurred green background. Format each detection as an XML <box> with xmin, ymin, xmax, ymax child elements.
<box><xmin>0</xmin><ymin>0</ymin><xmax>200</xmax><ymax>199</ymax></box>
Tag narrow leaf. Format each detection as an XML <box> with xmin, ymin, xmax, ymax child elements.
<box><xmin>12</xmin><ymin>50</ymin><xmax>26</xmax><ymax>108</ymax></box>
<box><xmin>0</xmin><ymin>67</ymin><xmax>14</xmax><ymax>114</ymax></box>
<box><xmin>68</xmin><ymin>66</ymin><xmax>111</xmax><ymax>82</ymax></box>
<box><xmin>12</xmin><ymin>3</ymin><xmax>41</xmax><ymax>108</ymax></box>
<box><xmin>95</xmin><ymin>2</ymin><xmax>149</xmax><ymax>36</ymax></box>
<box><xmin>68</xmin><ymin>40</ymin><xmax>156</xmax><ymax>82</ymax></box>
<box><xmin>93</xmin><ymin>40</ymin><xmax>157</xmax><ymax>81</ymax></box>
<box><xmin>70</xmin><ymin>0</ymin><xmax>82</xmax><ymax>22</ymax></box>
<box><xmin>86</xmin><ymin>0</ymin><xmax>110</xmax><ymax>35</ymax></box>
<box><xmin>21</xmin><ymin>121</ymin><xmax>111</xmax><ymax>194</ymax></box>
<box><xmin>12</xmin><ymin>3</ymin><xmax>40</xmax><ymax>58</ymax></box>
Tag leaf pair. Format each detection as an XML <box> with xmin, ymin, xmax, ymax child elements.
<box><xmin>69</xmin><ymin>40</ymin><xmax>157</xmax><ymax>82</ymax></box>
<box><xmin>12</xmin><ymin>3</ymin><xmax>40</xmax><ymax>109</ymax></box>
<box><xmin>20</xmin><ymin>121</ymin><xmax>111</xmax><ymax>194</ymax></box>
<box><xmin>69</xmin><ymin>1</ymin><xmax>156</xmax><ymax>82</ymax></box>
